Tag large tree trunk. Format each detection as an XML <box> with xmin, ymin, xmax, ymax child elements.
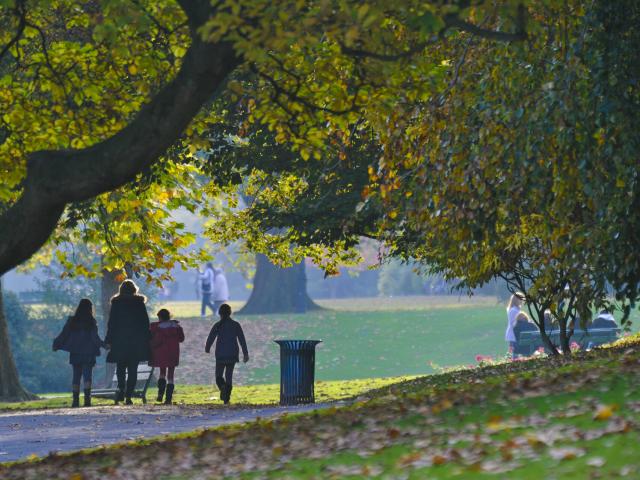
<box><xmin>239</xmin><ymin>255</ymin><xmax>320</xmax><ymax>315</ymax></box>
<box><xmin>0</xmin><ymin>278</ymin><xmax>36</xmax><ymax>401</ymax></box>
<box><xmin>100</xmin><ymin>269</ymin><xmax>122</xmax><ymax>387</ymax></box>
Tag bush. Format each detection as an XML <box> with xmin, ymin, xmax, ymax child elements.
<box><xmin>4</xmin><ymin>290</ymin><xmax>71</xmax><ymax>393</ymax></box>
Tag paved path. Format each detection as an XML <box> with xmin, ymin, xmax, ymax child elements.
<box><xmin>0</xmin><ymin>403</ymin><xmax>332</xmax><ymax>463</ymax></box>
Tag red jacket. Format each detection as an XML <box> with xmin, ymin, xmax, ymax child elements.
<box><xmin>149</xmin><ymin>321</ymin><xmax>185</xmax><ymax>368</ymax></box>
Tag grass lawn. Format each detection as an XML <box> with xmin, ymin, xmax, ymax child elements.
<box><xmin>161</xmin><ymin>297</ymin><xmax>639</xmax><ymax>386</ymax></box>
<box><xmin>3</xmin><ymin>335</ymin><xmax>640</xmax><ymax>478</ymax></box>
<box><xmin>0</xmin><ymin>376</ymin><xmax>418</xmax><ymax>411</ymax></box>
<box><xmin>156</xmin><ymin>296</ymin><xmax>521</xmax><ymax>387</ymax></box>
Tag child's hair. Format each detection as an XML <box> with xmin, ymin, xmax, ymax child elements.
<box><xmin>157</xmin><ymin>308</ymin><xmax>171</xmax><ymax>321</ymax></box>
<box><xmin>70</xmin><ymin>298</ymin><xmax>97</xmax><ymax>330</ymax></box>
<box><xmin>219</xmin><ymin>303</ymin><xmax>232</xmax><ymax>317</ymax></box>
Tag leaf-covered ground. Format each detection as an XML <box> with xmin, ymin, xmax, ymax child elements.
<box><xmin>3</xmin><ymin>335</ymin><xmax>640</xmax><ymax>479</ymax></box>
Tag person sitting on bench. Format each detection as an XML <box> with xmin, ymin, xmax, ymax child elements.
<box><xmin>591</xmin><ymin>309</ymin><xmax>617</xmax><ymax>329</ymax></box>
<box><xmin>513</xmin><ymin>312</ymin><xmax>538</xmax><ymax>357</ymax></box>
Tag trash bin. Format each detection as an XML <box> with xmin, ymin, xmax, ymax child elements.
<box><xmin>274</xmin><ymin>340</ymin><xmax>322</xmax><ymax>405</ymax></box>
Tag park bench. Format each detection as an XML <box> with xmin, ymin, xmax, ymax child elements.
<box><xmin>517</xmin><ymin>328</ymin><xmax>620</xmax><ymax>355</ymax></box>
<box><xmin>92</xmin><ymin>364</ymin><xmax>155</xmax><ymax>404</ymax></box>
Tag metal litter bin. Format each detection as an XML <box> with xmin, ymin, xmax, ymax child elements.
<box><xmin>275</xmin><ymin>340</ymin><xmax>322</xmax><ymax>405</ymax></box>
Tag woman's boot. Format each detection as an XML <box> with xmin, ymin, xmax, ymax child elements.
<box><xmin>156</xmin><ymin>378</ymin><xmax>167</xmax><ymax>402</ymax></box>
<box><xmin>71</xmin><ymin>386</ymin><xmax>80</xmax><ymax>408</ymax></box>
<box><xmin>84</xmin><ymin>388</ymin><xmax>92</xmax><ymax>407</ymax></box>
<box><xmin>164</xmin><ymin>383</ymin><xmax>174</xmax><ymax>405</ymax></box>
<box><xmin>115</xmin><ymin>389</ymin><xmax>125</xmax><ymax>405</ymax></box>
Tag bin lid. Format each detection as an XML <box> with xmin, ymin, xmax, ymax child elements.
<box><xmin>274</xmin><ymin>340</ymin><xmax>322</xmax><ymax>348</ymax></box>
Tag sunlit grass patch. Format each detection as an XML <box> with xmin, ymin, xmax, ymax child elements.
<box><xmin>0</xmin><ymin>376</ymin><xmax>419</xmax><ymax>411</ymax></box>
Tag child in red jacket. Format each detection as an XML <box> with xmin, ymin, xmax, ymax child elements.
<box><xmin>149</xmin><ymin>309</ymin><xmax>184</xmax><ymax>404</ymax></box>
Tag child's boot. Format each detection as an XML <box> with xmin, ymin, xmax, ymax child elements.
<box><xmin>71</xmin><ymin>386</ymin><xmax>80</xmax><ymax>408</ymax></box>
<box><xmin>156</xmin><ymin>378</ymin><xmax>167</xmax><ymax>402</ymax></box>
<box><xmin>164</xmin><ymin>383</ymin><xmax>174</xmax><ymax>405</ymax></box>
<box><xmin>224</xmin><ymin>385</ymin><xmax>232</xmax><ymax>405</ymax></box>
<box><xmin>84</xmin><ymin>387</ymin><xmax>92</xmax><ymax>407</ymax></box>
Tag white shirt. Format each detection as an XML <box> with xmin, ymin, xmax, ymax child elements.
<box><xmin>199</xmin><ymin>268</ymin><xmax>214</xmax><ymax>294</ymax></box>
<box><xmin>505</xmin><ymin>306</ymin><xmax>520</xmax><ymax>342</ymax></box>
<box><xmin>213</xmin><ymin>271</ymin><xmax>229</xmax><ymax>301</ymax></box>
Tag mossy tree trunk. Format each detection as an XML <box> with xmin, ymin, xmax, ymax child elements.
<box><xmin>0</xmin><ymin>278</ymin><xmax>36</xmax><ymax>401</ymax></box>
<box><xmin>239</xmin><ymin>254</ymin><xmax>320</xmax><ymax>315</ymax></box>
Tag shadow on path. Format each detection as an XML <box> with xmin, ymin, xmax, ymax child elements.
<box><xmin>0</xmin><ymin>402</ymin><xmax>334</xmax><ymax>463</ymax></box>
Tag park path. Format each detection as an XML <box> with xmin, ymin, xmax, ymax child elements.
<box><xmin>0</xmin><ymin>402</ymin><xmax>332</xmax><ymax>463</ymax></box>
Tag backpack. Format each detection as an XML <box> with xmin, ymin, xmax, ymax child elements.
<box><xmin>201</xmin><ymin>268</ymin><xmax>214</xmax><ymax>291</ymax></box>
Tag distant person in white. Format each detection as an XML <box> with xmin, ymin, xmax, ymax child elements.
<box><xmin>505</xmin><ymin>292</ymin><xmax>526</xmax><ymax>357</ymax></box>
<box><xmin>199</xmin><ymin>263</ymin><xmax>216</xmax><ymax>317</ymax></box>
<box><xmin>212</xmin><ymin>267</ymin><xmax>229</xmax><ymax>315</ymax></box>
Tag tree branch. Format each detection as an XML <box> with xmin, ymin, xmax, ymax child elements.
<box><xmin>0</xmin><ymin>0</ymin><xmax>239</xmax><ymax>275</ymax></box>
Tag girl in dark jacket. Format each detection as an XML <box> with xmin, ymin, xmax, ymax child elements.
<box><xmin>53</xmin><ymin>298</ymin><xmax>105</xmax><ymax>408</ymax></box>
<box><xmin>104</xmin><ymin>279</ymin><xmax>151</xmax><ymax>405</ymax></box>
<box><xmin>205</xmin><ymin>303</ymin><xmax>249</xmax><ymax>404</ymax></box>
<box><xmin>149</xmin><ymin>308</ymin><xmax>185</xmax><ymax>404</ymax></box>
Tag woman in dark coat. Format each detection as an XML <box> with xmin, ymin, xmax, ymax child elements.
<box><xmin>53</xmin><ymin>298</ymin><xmax>105</xmax><ymax>407</ymax></box>
<box><xmin>104</xmin><ymin>279</ymin><xmax>151</xmax><ymax>405</ymax></box>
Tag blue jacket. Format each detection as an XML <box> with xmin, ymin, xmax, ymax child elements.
<box><xmin>53</xmin><ymin>318</ymin><xmax>103</xmax><ymax>357</ymax></box>
<box><xmin>205</xmin><ymin>317</ymin><xmax>248</xmax><ymax>363</ymax></box>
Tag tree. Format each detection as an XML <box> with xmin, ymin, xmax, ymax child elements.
<box><xmin>239</xmin><ymin>254</ymin><xmax>319</xmax><ymax>315</ymax></box>
<box><xmin>0</xmin><ymin>0</ymin><xmax>530</xmax><ymax>399</ymax></box>
<box><xmin>211</xmin><ymin>1</ymin><xmax>640</xmax><ymax>356</ymax></box>
<box><xmin>0</xmin><ymin>278</ymin><xmax>36</xmax><ymax>400</ymax></box>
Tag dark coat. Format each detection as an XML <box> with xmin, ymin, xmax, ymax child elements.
<box><xmin>149</xmin><ymin>320</ymin><xmax>185</xmax><ymax>368</ymax></box>
<box><xmin>513</xmin><ymin>319</ymin><xmax>538</xmax><ymax>341</ymax></box>
<box><xmin>105</xmin><ymin>294</ymin><xmax>151</xmax><ymax>363</ymax></box>
<box><xmin>205</xmin><ymin>317</ymin><xmax>248</xmax><ymax>363</ymax></box>
<box><xmin>53</xmin><ymin>318</ymin><xmax>104</xmax><ymax>365</ymax></box>
<box><xmin>591</xmin><ymin>317</ymin><xmax>617</xmax><ymax>329</ymax></box>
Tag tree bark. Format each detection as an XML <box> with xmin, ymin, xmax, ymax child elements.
<box><xmin>0</xmin><ymin>278</ymin><xmax>37</xmax><ymax>401</ymax></box>
<box><xmin>239</xmin><ymin>254</ymin><xmax>320</xmax><ymax>315</ymax></box>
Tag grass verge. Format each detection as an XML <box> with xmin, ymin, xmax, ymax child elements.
<box><xmin>2</xmin><ymin>335</ymin><xmax>640</xmax><ymax>478</ymax></box>
<box><xmin>0</xmin><ymin>376</ymin><xmax>418</xmax><ymax>412</ymax></box>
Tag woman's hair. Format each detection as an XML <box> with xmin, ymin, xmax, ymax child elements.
<box><xmin>111</xmin><ymin>279</ymin><xmax>146</xmax><ymax>302</ymax></box>
<box><xmin>70</xmin><ymin>298</ymin><xmax>97</xmax><ymax>330</ymax></box>
<box><xmin>119</xmin><ymin>279</ymin><xmax>138</xmax><ymax>295</ymax></box>
<box><xmin>157</xmin><ymin>308</ymin><xmax>171</xmax><ymax>321</ymax></box>
<box><xmin>506</xmin><ymin>292</ymin><xmax>525</xmax><ymax>311</ymax></box>
<box><xmin>219</xmin><ymin>303</ymin><xmax>232</xmax><ymax>317</ymax></box>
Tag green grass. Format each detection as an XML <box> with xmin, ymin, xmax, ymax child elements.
<box><xmin>4</xmin><ymin>335</ymin><xmax>640</xmax><ymax>479</ymax></box>
<box><xmin>158</xmin><ymin>298</ymin><xmax>640</xmax><ymax>386</ymax></box>
<box><xmin>0</xmin><ymin>376</ymin><xmax>418</xmax><ymax>411</ymax></box>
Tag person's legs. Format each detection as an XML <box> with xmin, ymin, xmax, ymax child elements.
<box><xmin>71</xmin><ymin>365</ymin><xmax>82</xmax><ymax>408</ymax></box>
<box><xmin>83</xmin><ymin>364</ymin><xmax>93</xmax><ymax>407</ymax></box>
<box><xmin>509</xmin><ymin>341</ymin><xmax>518</xmax><ymax>359</ymax></box>
<box><xmin>201</xmin><ymin>292</ymin><xmax>208</xmax><ymax>316</ymax></box>
<box><xmin>202</xmin><ymin>293</ymin><xmax>216</xmax><ymax>316</ymax></box>
<box><xmin>215</xmin><ymin>362</ymin><xmax>226</xmax><ymax>397</ymax></box>
<box><xmin>125</xmin><ymin>360</ymin><xmax>138</xmax><ymax>403</ymax></box>
<box><xmin>164</xmin><ymin>366</ymin><xmax>176</xmax><ymax>404</ymax></box>
<box><xmin>115</xmin><ymin>361</ymin><xmax>127</xmax><ymax>403</ymax></box>
<box><xmin>223</xmin><ymin>363</ymin><xmax>235</xmax><ymax>403</ymax></box>
<box><xmin>157</xmin><ymin>367</ymin><xmax>167</xmax><ymax>402</ymax></box>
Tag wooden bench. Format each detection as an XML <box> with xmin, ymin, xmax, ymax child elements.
<box><xmin>92</xmin><ymin>364</ymin><xmax>155</xmax><ymax>404</ymax></box>
<box><xmin>518</xmin><ymin>328</ymin><xmax>620</xmax><ymax>355</ymax></box>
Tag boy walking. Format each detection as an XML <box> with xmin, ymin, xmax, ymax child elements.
<box><xmin>204</xmin><ymin>304</ymin><xmax>249</xmax><ymax>404</ymax></box>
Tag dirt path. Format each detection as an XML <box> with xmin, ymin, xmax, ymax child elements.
<box><xmin>0</xmin><ymin>403</ymin><xmax>331</xmax><ymax>463</ymax></box>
